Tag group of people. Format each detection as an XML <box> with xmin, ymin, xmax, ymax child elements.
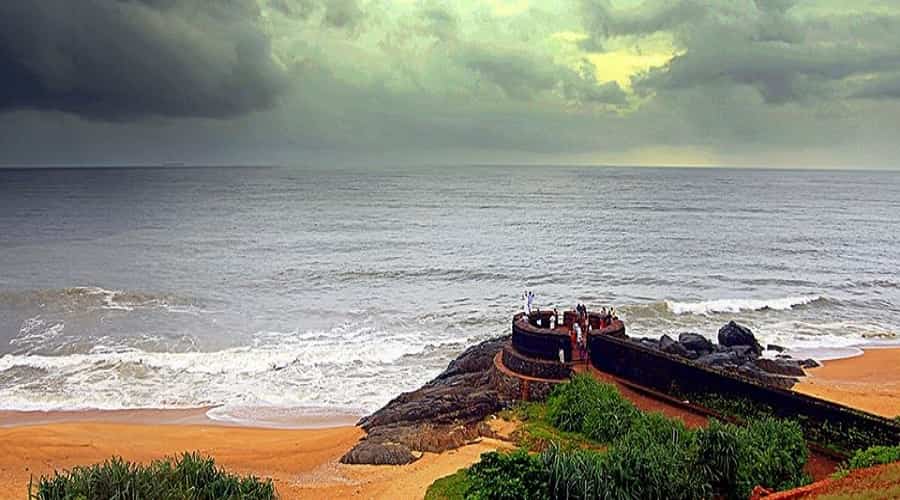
<box><xmin>522</xmin><ymin>290</ymin><xmax>535</xmax><ymax>315</ymax></box>
<box><xmin>571</xmin><ymin>304</ymin><xmax>619</xmax><ymax>359</ymax></box>
<box><xmin>520</xmin><ymin>290</ymin><xmax>622</xmax><ymax>362</ymax></box>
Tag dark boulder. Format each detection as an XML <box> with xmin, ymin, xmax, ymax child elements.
<box><xmin>755</xmin><ymin>358</ymin><xmax>806</xmax><ymax>377</ymax></box>
<box><xmin>767</xmin><ymin>344</ymin><xmax>786</xmax><ymax>353</ymax></box>
<box><xmin>696</xmin><ymin>351</ymin><xmax>740</xmax><ymax>368</ymax></box>
<box><xmin>679</xmin><ymin>332</ymin><xmax>714</xmax><ymax>355</ymax></box>
<box><xmin>718</xmin><ymin>321</ymin><xmax>763</xmax><ymax>355</ymax></box>
<box><xmin>639</xmin><ymin>337</ymin><xmax>661</xmax><ymax>349</ymax></box>
<box><xmin>800</xmin><ymin>358</ymin><xmax>821</xmax><ymax>369</ymax></box>
<box><xmin>660</xmin><ymin>334</ymin><xmax>692</xmax><ymax>358</ymax></box>
<box><xmin>729</xmin><ymin>345</ymin><xmax>760</xmax><ymax>361</ymax></box>
<box><xmin>659</xmin><ymin>334</ymin><xmax>676</xmax><ymax>350</ymax></box>
<box><xmin>343</xmin><ymin>336</ymin><xmax>510</xmax><ymax>465</ymax></box>
<box><xmin>735</xmin><ymin>364</ymin><xmax>797</xmax><ymax>390</ymax></box>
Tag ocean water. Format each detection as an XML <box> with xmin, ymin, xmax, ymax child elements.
<box><xmin>1</xmin><ymin>166</ymin><xmax>898</xmax><ymax>424</ymax></box>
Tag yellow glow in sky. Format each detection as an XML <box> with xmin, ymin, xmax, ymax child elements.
<box><xmin>587</xmin><ymin>51</ymin><xmax>677</xmax><ymax>89</ymax></box>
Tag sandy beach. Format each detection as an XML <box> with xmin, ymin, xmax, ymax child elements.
<box><xmin>794</xmin><ymin>347</ymin><xmax>900</xmax><ymax>418</ymax></box>
<box><xmin>0</xmin><ymin>348</ymin><xmax>895</xmax><ymax>499</ymax></box>
<box><xmin>0</xmin><ymin>411</ymin><xmax>509</xmax><ymax>499</ymax></box>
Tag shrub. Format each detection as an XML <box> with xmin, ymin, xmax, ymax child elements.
<box><xmin>466</xmin><ymin>449</ymin><xmax>547</xmax><ymax>500</ymax></box>
<box><xmin>546</xmin><ymin>374</ymin><xmax>607</xmax><ymax>433</ymax></box>
<box><xmin>733</xmin><ymin>418</ymin><xmax>810</xmax><ymax>499</ymax></box>
<box><xmin>29</xmin><ymin>452</ymin><xmax>276</xmax><ymax>500</ymax></box>
<box><xmin>541</xmin><ymin>442</ymin><xmax>606</xmax><ymax>500</ymax></box>
<box><xmin>425</xmin><ymin>469</ymin><xmax>471</xmax><ymax>500</ymax></box>
<box><xmin>846</xmin><ymin>445</ymin><xmax>900</xmax><ymax>470</ymax></box>
<box><xmin>602</xmin><ymin>412</ymin><xmax>710</xmax><ymax>500</ymax></box>
<box><xmin>546</xmin><ymin>375</ymin><xmax>639</xmax><ymax>443</ymax></box>
<box><xmin>696</xmin><ymin>419</ymin><xmax>741</xmax><ymax>497</ymax></box>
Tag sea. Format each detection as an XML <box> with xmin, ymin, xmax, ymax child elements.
<box><xmin>1</xmin><ymin>165</ymin><xmax>898</xmax><ymax>426</ymax></box>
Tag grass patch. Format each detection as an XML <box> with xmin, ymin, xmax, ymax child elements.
<box><xmin>424</xmin><ymin>469</ymin><xmax>470</xmax><ymax>500</ymax></box>
<box><xmin>463</xmin><ymin>377</ymin><xmax>811</xmax><ymax>500</ymax></box>
<box><xmin>832</xmin><ymin>444</ymin><xmax>900</xmax><ymax>479</ymax></box>
<box><xmin>507</xmin><ymin>402</ymin><xmax>603</xmax><ymax>451</ymax></box>
<box><xmin>467</xmin><ymin>449</ymin><xmax>547</xmax><ymax>500</ymax></box>
<box><xmin>847</xmin><ymin>445</ymin><xmax>900</xmax><ymax>470</ymax></box>
<box><xmin>687</xmin><ymin>391</ymin><xmax>892</xmax><ymax>455</ymax></box>
<box><xmin>29</xmin><ymin>452</ymin><xmax>275</xmax><ymax>500</ymax></box>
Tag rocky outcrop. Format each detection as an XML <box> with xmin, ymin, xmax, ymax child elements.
<box><xmin>718</xmin><ymin>321</ymin><xmax>763</xmax><ymax>355</ymax></box>
<box><xmin>660</xmin><ymin>334</ymin><xmax>693</xmax><ymax>358</ymax></box>
<box><xmin>636</xmin><ymin>322</ymin><xmax>811</xmax><ymax>390</ymax></box>
<box><xmin>679</xmin><ymin>332</ymin><xmax>715</xmax><ymax>355</ymax></box>
<box><xmin>341</xmin><ymin>336</ymin><xmax>511</xmax><ymax>465</ymax></box>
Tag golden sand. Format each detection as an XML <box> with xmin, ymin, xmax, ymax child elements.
<box><xmin>0</xmin><ymin>414</ymin><xmax>508</xmax><ymax>499</ymax></box>
<box><xmin>794</xmin><ymin>347</ymin><xmax>900</xmax><ymax>418</ymax></box>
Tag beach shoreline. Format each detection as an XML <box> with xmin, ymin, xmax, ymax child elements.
<box><xmin>0</xmin><ymin>418</ymin><xmax>510</xmax><ymax>499</ymax></box>
<box><xmin>1</xmin><ymin>346</ymin><xmax>895</xmax><ymax>499</ymax></box>
<box><xmin>794</xmin><ymin>347</ymin><xmax>900</xmax><ymax>418</ymax></box>
<box><xmin>0</xmin><ymin>406</ymin><xmax>362</xmax><ymax>430</ymax></box>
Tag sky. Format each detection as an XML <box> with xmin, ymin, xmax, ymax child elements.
<box><xmin>2</xmin><ymin>0</ymin><xmax>900</xmax><ymax>168</ymax></box>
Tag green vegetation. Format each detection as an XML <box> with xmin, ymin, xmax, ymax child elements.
<box><xmin>687</xmin><ymin>392</ymin><xmax>776</xmax><ymax>421</ymax></box>
<box><xmin>466</xmin><ymin>449</ymin><xmax>547</xmax><ymax>500</ymax></box>
<box><xmin>687</xmin><ymin>391</ymin><xmax>892</xmax><ymax>455</ymax></box>
<box><xmin>847</xmin><ymin>445</ymin><xmax>900</xmax><ymax>471</ymax></box>
<box><xmin>29</xmin><ymin>452</ymin><xmax>276</xmax><ymax>500</ymax></box>
<box><xmin>425</xmin><ymin>469</ymin><xmax>470</xmax><ymax>500</ymax></box>
<box><xmin>504</xmin><ymin>402</ymin><xmax>603</xmax><ymax>451</ymax></box>
<box><xmin>547</xmin><ymin>374</ymin><xmax>640</xmax><ymax>443</ymax></box>
<box><xmin>430</xmin><ymin>376</ymin><xmax>811</xmax><ymax>500</ymax></box>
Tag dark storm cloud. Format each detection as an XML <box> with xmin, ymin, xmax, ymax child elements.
<box><xmin>581</xmin><ymin>0</ymin><xmax>900</xmax><ymax>105</ymax></box>
<box><xmin>0</xmin><ymin>0</ymin><xmax>287</xmax><ymax>121</ymax></box>
<box><xmin>458</xmin><ymin>45</ymin><xmax>627</xmax><ymax>106</ymax></box>
<box><xmin>638</xmin><ymin>43</ymin><xmax>900</xmax><ymax>104</ymax></box>
<box><xmin>854</xmin><ymin>74</ymin><xmax>900</xmax><ymax>100</ymax></box>
<box><xmin>323</xmin><ymin>0</ymin><xmax>365</xmax><ymax>30</ymax></box>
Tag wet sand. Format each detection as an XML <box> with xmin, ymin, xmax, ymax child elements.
<box><xmin>0</xmin><ymin>407</ymin><xmax>361</xmax><ymax>429</ymax></box>
<box><xmin>0</xmin><ymin>413</ymin><xmax>507</xmax><ymax>499</ymax></box>
<box><xmin>794</xmin><ymin>347</ymin><xmax>900</xmax><ymax>418</ymax></box>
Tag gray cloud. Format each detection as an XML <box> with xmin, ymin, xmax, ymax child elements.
<box><xmin>581</xmin><ymin>1</ymin><xmax>900</xmax><ymax>104</ymax></box>
<box><xmin>2</xmin><ymin>0</ymin><xmax>900</xmax><ymax>168</ymax></box>
<box><xmin>854</xmin><ymin>74</ymin><xmax>900</xmax><ymax>100</ymax></box>
<box><xmin>457</xmin><ymin>45</ymin><xmax>627</xmax><ymax>106</ymax></box>
<box><xmin>0</xmin><ymin>0</ymin><xmax>287</xmax><ymax>121</ymax></box>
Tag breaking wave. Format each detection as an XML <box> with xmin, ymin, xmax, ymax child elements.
<box><xmin>665</xmin><ymin>295</ymin><xmax>825</xmax><ymax>316</ymax></box>
<box><xmin>0</xmin><ymin>320</ymin><xmax>476</xmax><ymax>418</ymax></box>
<box><xmin>0</xmin><ymin>286</ymin><xmax>205</xmax><ymax>314</ymax></box>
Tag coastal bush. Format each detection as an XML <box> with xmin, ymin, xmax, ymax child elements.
<box><xmin>546</xmin><ymin>375</ymin><xmax>639</xmax><ymax>443</ymax></box>
<box><xmin>541</xmin><ymin>442</ymin><xmax>606</xmax><ymax>500</ymax></box>
<box><xmin>580</xmin><ymin>393</ymin><xmax>640</xmax><ymax>444</ymax></box>
<box><xmin>472</xmin><ymin>381</ymin><xmax>811</xmax><ymax>500</ymax></box>
<box><xmin>602</xmin><ymin>413</ymin><xmax>710</xmax><ymax>500</ymax></box>
<box><xmin>696</xmin><ymin>419</ymin><xmax>741</xmax><ymax>496</ymax></box>
<box><xmin>466</xmin><ymin>449</ymin><xmax>547</xmax><ymax>500</ymax></box>
<box><xmin>425</xmin><ymin>469</ymin><xmax>471</xmax><ymax>500</ymax></box>
<box><xmin>846</xmin><ymin>445</ymin><xmax>900</xmax><ymax>470</ymax></box>
<box><xmin>733</xmin><ymin>418</ymin><xmax>810</xmax><ymax>499</ymax></box>
<box><xmin>509</xmin><ymin>402</ymin><xmax>602</xmax><ymax>451</ymax></box>
<box><xmin>546</xmin><ymin>374</ymin><xmax>609</xmax><ymax>433</ymax></box>
<box><xmin>29</xmin><ymin>452</ymin><xmax>275</xmax><ymax>500</ymax></box>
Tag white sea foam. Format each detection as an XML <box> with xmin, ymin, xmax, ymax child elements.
<box><xmin>0</xmin><ymin>321</ymin><xmax>467</xmax><ymax>416</ymax></box>
<box><xmin>665</xmin><ymin>295</ymin><xmax>823</xmax><ymax>316</ymax></box>
<box><xmin>10</xmin><ymin>316</ymin><xmax>65</xmax><ymax>348</ymax></box>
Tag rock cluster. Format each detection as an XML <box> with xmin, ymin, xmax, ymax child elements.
<box><xmin>638</xmin><ymin>321</ymin><xmax>819</xmax><ymax>389</ymax></box>
<box><xmin>340</xmin><ymin>336</ymin><xmax>511</xmax><ymax>465</ymax></box>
